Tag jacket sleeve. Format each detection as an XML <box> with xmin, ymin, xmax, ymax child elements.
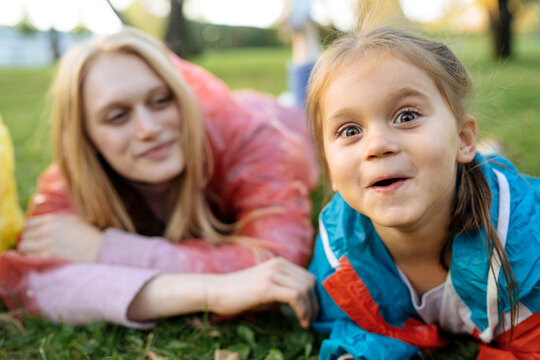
<box><xmin>27</xmin><ymin>262</ymin><xmax>159</xmax><ymax>328</ymax></box>
<box><xmin>0</xmin><ymin>250</ymin><xmax>159</xmax><ymax>328</ymax></box>
<box><xmin>173</xmin><ymin>57</ymin><xmax>316</xmax><ymax>268</ymax></box>
<box><xmin>320</xmin><ymin>319</ymin><xmax>419</xmax><ymax>360</ymax></box>
<box><xmin>207</xmin><ymin>108</ymin><xmax>315</xmax><ymax>267</ymax></box>
<box><xmin>98</xmin><ymin>228</ymin><xmax>261</xmax><ymax>274</ymax></box>
<box><xmin>25</xmin><ymin>164</ymin><xmax>77</xmax><ymax>218</ymax></box>
<box><xmin>476</xmin><ymin>164</ymin><xmax>540</xmax><ymax>359</ymax></box>
<box><xmin>477</xmin><ymin>312</ymin><xmax>540</xmax><ymax>359</ymax></box>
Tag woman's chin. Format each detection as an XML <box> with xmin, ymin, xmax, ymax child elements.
<box><xmin>125</xmin><ymin>165</ymin><xmax>185</xmax><ymax>186</ymax></box>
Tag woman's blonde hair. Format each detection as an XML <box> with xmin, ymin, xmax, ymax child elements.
<box><xmin>51</xmin><ymin>27</ymin><xmax>230</xmax><ymax>243</ymax></box>
<box><xmin>307</xmin><ymin>27</ymin><xmax>518</xmax><ymax>335</ymax></box>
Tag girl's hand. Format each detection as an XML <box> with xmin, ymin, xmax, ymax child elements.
<box><xmin>17</xmin><ymin>214</ymin><xmax>104</xmax><ymax>262</ymax></box>
<box><xmin>207</xmin><ymin>257</ymin><xmax>318</xmax><ymax>328</ymax></box>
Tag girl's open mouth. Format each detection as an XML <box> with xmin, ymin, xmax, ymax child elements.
<box><xmin>372</xmin><ymin>177</ymin><xmax>407</xmax><ymax>187</ymax></box>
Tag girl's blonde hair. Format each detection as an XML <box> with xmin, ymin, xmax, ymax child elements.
<box><xmin>307</xmin><ymin>27</ymin><xmax>518</xmax><ymax>335</ymax></box>
<box><xmin>51</xmin><ymin>27</ymin><xmax>231</xmax><ymax>244</ymax></box>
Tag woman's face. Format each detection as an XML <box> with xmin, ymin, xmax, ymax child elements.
<box><xmin>82</xmin><ymin>52</ymin><xmax>185</xmax><ymax>184</ymax></box>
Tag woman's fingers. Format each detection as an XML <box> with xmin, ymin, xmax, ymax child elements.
<box><xmin>22</xmin><ymin>214</ymin><xmax>61</xmax><ymax>231</ymax></box>
<box><xmin>18</xmin><ymin>238</ymin><xmax>50</xmax><ymax>257</ymax></box>
<box><xmin>270</xmin><ymin>283</ymin><xmax>313</xmax><ymax>328</ymax></box>
<box><xmin>208</xmin><ymin>257</ymin><xmax>318</xmax><ymax>329</ymax></box>
<box><xmin>20</xmin><ymin>215</ymin><xmax>58</xmax><ymax>244</ymax></box>
<box><xmin>268</xmin><ymin>257</ymin><xmax>314</xmax><ymax>282</ymax></box>
<box><xmin>264</xmin><ymin>258</ymin><xmax>318</xmax><ymax>328</ymax></box>
<box><xmin>18</xmin><ymin>217</ymin><xmax>51</xmax><ymax>256</ymax></box>
<box><xmin>308</xmin><ymin>281</ymin><xmax>319</xmax><ymax>321</ymax></box>
<box><xmin>16</xmin><ymin>214</ymin><xmax>104</xmax><ymax>262</ymax></box>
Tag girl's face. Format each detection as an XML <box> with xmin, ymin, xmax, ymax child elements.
<box><xmin>321</xmin><ymin>54</ymin><xmax>476</xmax><ymax>232</ymax></box>
<box><xmin>82</xmin><ymin>52</ymin><xmax>185</xmax><ymax>184</ymax></box>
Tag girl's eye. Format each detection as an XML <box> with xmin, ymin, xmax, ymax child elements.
<box><xmin>395</xmin><ymin>111</ymin><xmax>418</xmax><ymax>124</ymax></box>
<box><xmin>338</xmin><ymin>125</ymin><xmax>362</xmax><ymax>138</ymax></box>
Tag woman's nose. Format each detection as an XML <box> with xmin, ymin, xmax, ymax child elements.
<box><xmin>134</xmin><ymin>107</ymin><xmax>161</xmax><ymax>139</ymax></box>
<box><xmin>364</xmin><ymin>125</ymin><xmax>400</xmax><ymax>159</ymax></box>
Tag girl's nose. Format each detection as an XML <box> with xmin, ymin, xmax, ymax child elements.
<box><xmin>364</xmin><ymin>126</ymin><xmax>400</xmax><ymax>159</ymax></box>
<box><xmin>134</xmin><ymin>107</ymin><xmax>161</xmax><ymax>140</ymax></box>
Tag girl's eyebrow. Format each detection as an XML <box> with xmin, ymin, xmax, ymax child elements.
<box><xmin>325</xmin><ymin>107</ymin><xmax>358</xmax><ymax>122</ymax></box>
<box><xmin>325</xmin><ymin>87</ymin><xmax>430</xmax><ymax>122</ymax></box>
<box><xmin>388</xmin><ymin>87</ymin><xmax>430</xmax><ymax>102</ymax></box>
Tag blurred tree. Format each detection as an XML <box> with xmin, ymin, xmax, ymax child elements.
<box><xmin>164</xmin><ymin>0</ymin><xmax>202</xmax><ymax>57</ymax></box>
<box><xmin>14</xmin><ymin>12</ymin><xmax>37</xmax><ymax>35</ymax></box>
<box><xmin>72</xmin><ymin>24</ymin><xmax>91</xmax><ymax>36</ymax></box>
<box><xmin>478</xmin><ymin>0</ymin><xmax>536</xmax><ymax>59</ymax></box>
<box><xmin>105</xmin><ymin>0</ymin><xmax>201</xmax><ymax>57</ymax></box>
<box><xmin>486</xmin><ymin>0</ymin><xmax>514</xmax><ymax>58</ymax></box>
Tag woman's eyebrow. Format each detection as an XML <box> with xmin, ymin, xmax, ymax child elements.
<box><xmin>93</xmin><ymin>85</ymin><xmax>170</xmax><ymax>118</ymax></box>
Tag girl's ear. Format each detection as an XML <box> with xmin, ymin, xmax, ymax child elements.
<box><xmin>331</xmin><ymin>181</ymin><xmax>338</xmax><ymax>192</ymax></box>
<box><xmin>457</xmin><ymin>114</ymin><xmax>477</xmax><ymax>164</ymax></box>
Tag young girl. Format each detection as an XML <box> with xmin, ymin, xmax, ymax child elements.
<box><xmin>307</xmin><ymin>27</ymin><xmax>540</xmax><ymax>359</ymax></box>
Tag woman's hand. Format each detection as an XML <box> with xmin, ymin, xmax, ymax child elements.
<box><xmin>17</xmin><ymin>214</ymin><xmax>104</xmax><ymax>262</ymax></box>
<box><xmin>207</xmin><ymin>257</ymin><xmax>318</xmax><ymax>328</ymax></box>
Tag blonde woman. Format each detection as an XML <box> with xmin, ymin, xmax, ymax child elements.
<box><xmin>0</xmin><ymin>28</ymin><xmax>318</xmax><ymax>328</ymax></box>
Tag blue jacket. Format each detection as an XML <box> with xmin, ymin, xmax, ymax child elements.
<box><xmin>309</xmin><ymin>154</ymin><xmax>540</xmax><ymax>359</ymax></box>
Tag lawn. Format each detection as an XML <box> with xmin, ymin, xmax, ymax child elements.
<box><xmin>0</xmin><ymin>33</ymin><xmax>539</xmax><ymax>359</ymax></box>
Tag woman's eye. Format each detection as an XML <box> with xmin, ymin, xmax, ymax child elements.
<box><xmin>153</xmin><ymin>94</ymin><xmax>172</xmax><ymax>107</ymax></box>
<box><xmin>395</xmin><ymin>111</ymin><xmax>418</xmax><ymax>124</ymax></box>
<box><xmin>338</xmin><ymin>125</ymin><xmax>362</xmax><ymax>138</ymax></box>
<box><xmin>106</xmin><ymin>111</ymin><xmax>127</xmax><ymax>123</ymax></box>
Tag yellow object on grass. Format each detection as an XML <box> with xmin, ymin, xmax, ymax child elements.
<box><xmin>0</xmin><ymin>115</ymin><xmax>23</xmax><ymax>251</ymax></box>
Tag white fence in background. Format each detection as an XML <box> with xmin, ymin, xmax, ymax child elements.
<box><xmin>0</xmin><ymin>27</ymin><xmax>91</xmax><ymax>67</ymax></box>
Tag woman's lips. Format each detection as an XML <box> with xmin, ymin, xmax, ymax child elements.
<box><xmin>138</xmin><ymin>140</ymin><xmax>175</xmax><ymax>159</ymax></box>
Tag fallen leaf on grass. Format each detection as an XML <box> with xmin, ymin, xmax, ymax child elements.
<box><xmin>185</xmin><ymin>316</ymin><xmax>221</xmax><ymax>336</ymax></box>
<box><xmin>214</xmin><ymin>349</ymin><xmax>240</xmax><ymax>360</ymax></box>
<box><xmin>146</xmin><ymin>350</ymin><xmax>167</xmax><ymax>360</ymax></box>
<box><xmin>0</xmin><ymin>312</ymin><xmax>25</xmax><ymax>334</ymax></box>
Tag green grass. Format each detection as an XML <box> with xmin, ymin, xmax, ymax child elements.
<box><xmin>452</xmin><ymin>34</ymin><xmax>540</xmax><ymax>176</ymax></box>
<box><xmin>0</xmin><ymin>67</ymin><xmax>54</xmax><ymax>206</ymax></box>
<box><xmin>1</xmin><ymin>34</ymin><xmax>539</xmax><ymax>359</ymax></box>
<box><xmin>0</xmin><ymin>310</ymin><xmax>323</xmax><ymax>359</ymax></box>
<box><xmin>193</xmin><ymin>47</ymin><xmax>292</xmax><ymax>95</ymax></box>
